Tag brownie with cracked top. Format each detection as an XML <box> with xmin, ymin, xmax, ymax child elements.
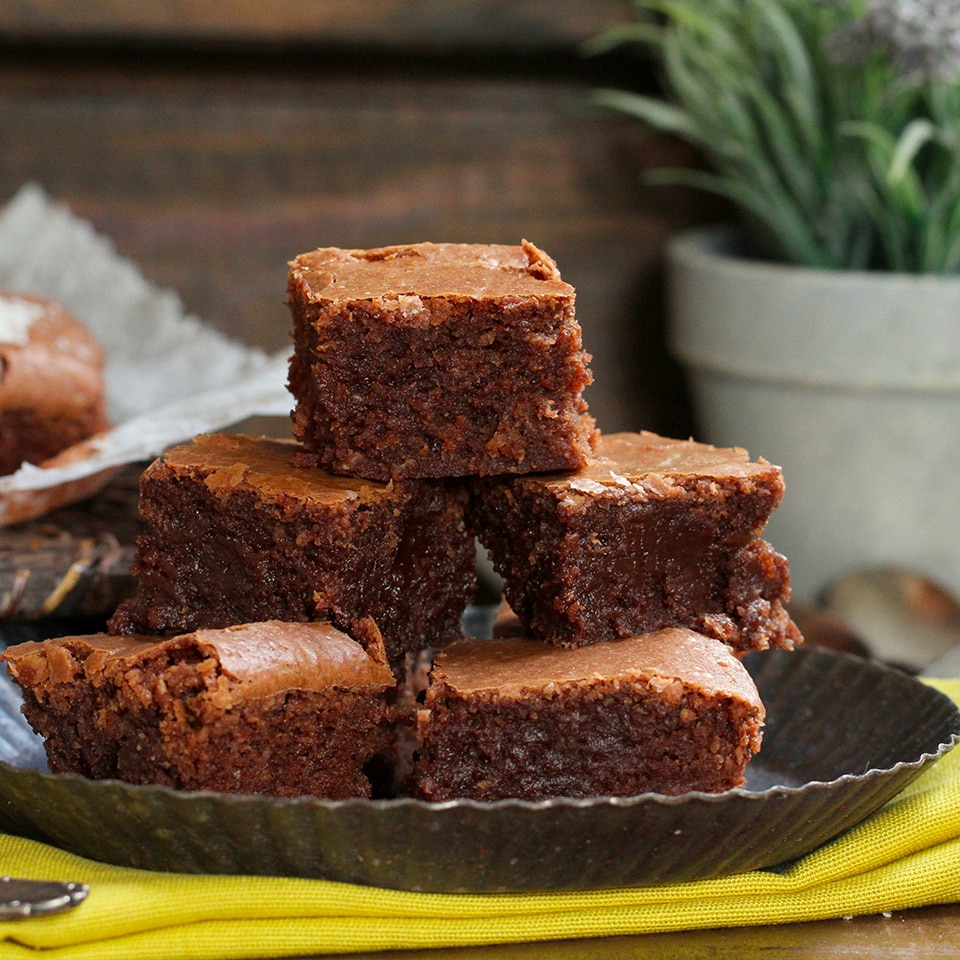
<box><xmin>107</xmin><ymin>433</ymin><xmax>476</xmax><ymax>672</ymax></box>
<box><xmin>286</xmin><ymin>239</ymin><xmax>596</xmax><ymax>480</ymax></box>
<box><xmin>0</xmin><ymin>292</ymin><xmax>110</xmax><ymax>475</ymax></box>
<box><xmin>414</xmin><ymin>628</ymin><xmax>765</xmax><ymax>802</ymax></box>
<box><xmin>471</xmin><ymin>431</ymin><xmax>801</xmax><ymax>653</ymax></box>
<box><xmin>3</xmin><ymin>620</ymin><xmax>397</xmax><ymax>798</ymax></box>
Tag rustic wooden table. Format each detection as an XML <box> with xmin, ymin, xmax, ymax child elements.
<box><xmin>0</xmin><ymin>5</ymin><xmax>956</xmax><ymax>957</ymax></box>
<box><xmin>298</xmin><ymin>904</ymin><xmax>960</xmax><ymax>958</ymax></box>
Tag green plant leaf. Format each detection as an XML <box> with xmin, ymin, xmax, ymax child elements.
<box><xmin>588</xmin><ymin>0</ymin><xmax>960</xmax><ymax>271</ymax></box>
<box><xmin>590</xmin><ymin>89</ymin><xmax>703</xmax><ymax>142</ymax></box>
<box><xmin>580</xmin><ymin>22</ymin><xmax>665</xmax><ymax>57</ymax></box>
<box><xmin>889</xmin><ymin>119</ymin><xmax>936</xmax><ymax>185</ymax></box>
<box><xmin>645</xmin><ymin>166</ymin><xmax>831</xmax><ymax>266</ymax></box>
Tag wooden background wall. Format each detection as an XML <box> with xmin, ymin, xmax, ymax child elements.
<box><xmin>0</xmin><ymin>1</ymin><xmax>725</xmax><ymax>440</ymax></box>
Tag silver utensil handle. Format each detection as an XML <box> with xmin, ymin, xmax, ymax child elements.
<box><xmin>0</xmin><ymin>877</ymin><xmax>88</xmax><ymax>918</ymax></box>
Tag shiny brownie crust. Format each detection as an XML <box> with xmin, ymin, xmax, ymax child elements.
<box><xmin>108</xmin><ymin>434</ymin><xmax>476</xmax><ymax>671</ymax></box>
<box><xmin>4</xmin><ymin>623</ymin><xmax>397</xmax><ymax>798</ymax></box>
<box><xmin>286</xmin><ymin>240</ymin><xmax>596</xmax><ymax>480</ymax></box>
<box><xmin>414</xmin><ymin>630</ymin><xmax>764</xmax><ymax>801</ymax></box>
<box><xmin>470</xmin><ymin>431</ymin><xmax>801</xmax><ymax>653</ymax></box>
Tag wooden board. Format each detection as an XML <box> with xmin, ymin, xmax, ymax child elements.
<box><xmin>0</xmin><ymin>1</ymin><xmax>635</xmax><ymax>50</ymax></box>
<box><xmin>0</xmin><ymin>3</ymin><xmax>724</xmax><ymax>440</ymax></box>
<box><xmin>0</xmin><ymin>467</ymin><xmax>141</xmax><ymax>624</ymax></box>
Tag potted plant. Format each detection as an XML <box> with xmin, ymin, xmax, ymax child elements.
<box><xmin>587</xmin><ymin>0</ymin><xmax>960</xmax><ymax>610</ymax></box>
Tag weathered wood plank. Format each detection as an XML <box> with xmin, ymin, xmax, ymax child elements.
<box><xmin>263</xmin><ymin>904</ymin><xmax>960</xmax><ymax>959</ymax></box>
<box><xmin>0</xmin><ymin>56</ymin><xmax>714</xmax><ymax>437</ymax></box>
<box><xmin>0</xmin><ymin>0</ymin><xmax>634</xmax><ymax>51</ymax></box>
<box><xmin>0</xmin><ymin>467</ymin><xmax>140</xmax><ymax>622</ymax></box>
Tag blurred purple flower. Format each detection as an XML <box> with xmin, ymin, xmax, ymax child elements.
<box><xmin>830</xmin><ymin>0</ymin><xmax>960</xmax><ymax>82</ymax></box>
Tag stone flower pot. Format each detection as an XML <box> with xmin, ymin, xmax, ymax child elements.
<box><xmin>668</xmin><ymin>225</ymin><xmax>960</xmax><ymax>606</ymax></box>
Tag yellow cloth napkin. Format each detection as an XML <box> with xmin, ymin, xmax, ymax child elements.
<box><xmin>0</xmin><ymin>679</ymin><xmax>957</xmax><ymax>960</ymax></box>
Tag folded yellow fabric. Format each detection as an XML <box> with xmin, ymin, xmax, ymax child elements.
<box><xmin>0</xmin><ymin>679</ymin><xmax>957</xmax><ymax>960</ymax></box>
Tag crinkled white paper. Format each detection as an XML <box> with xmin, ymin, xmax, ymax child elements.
<box><xmin>0</xmin><ymin>184</ymin><xmax>292</xmax><ymax>525</ymax></box>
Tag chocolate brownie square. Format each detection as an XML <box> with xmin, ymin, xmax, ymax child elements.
<box><xmin>471</xmin><ymin>431</ymin><xmax>801</xmax><ymax>653</ymax></box>
<box><xmin>414</xmin><ymin>628</ymin><xmax>765</xmax><ymax>801</ymax></box>
<box><xmin>0</xmin><ymin>292</ymin><xmax>110</xmax><ymax>475</ymax></box>
<box><xmin>3</xmin><ymin>620</ymin><xmax>397</xmax><ymax>798</ymax></box>
<box><xmin>286</xmin><ymin>240</ymin><xmax>596</xmax><ymax>480</ymax></box>
<box><xmin>108</xmin><ymin>433</ymin><xmax>476</xmax><ymax>671</ymax></box>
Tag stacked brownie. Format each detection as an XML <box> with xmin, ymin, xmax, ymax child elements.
<box><xmin>286</xmin><ymin>240</ymin><xmax>597</xmax><ymax>480</ymax></box>
<box><xmin>475</xmin><ymin>431</ymin><xmax>800</xmax><ymax>655</ymax></box>
<box><xmin>4</xmin><ymin>620</ymin><xmax>397</xmax><ymax>798</ymax></box>
<box><xmin>4</xmin><ymin>239</ymin><xmax>797</xmax><ymax>802</ymax></box>
<box><xmin>105</xmin><ymin>432</ymin><xmax>476</xmax><ymax>672</ymax></box>
<box><xmin>419</xmin><ymin>427</ymin><xmax>796</xmax><ymax>802</ymax></box>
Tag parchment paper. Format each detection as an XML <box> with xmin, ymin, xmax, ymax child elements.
<box><xmin>0</xmin><ymin>184</ymin><xmax>292</xmax><ymax>525</ymax></box>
